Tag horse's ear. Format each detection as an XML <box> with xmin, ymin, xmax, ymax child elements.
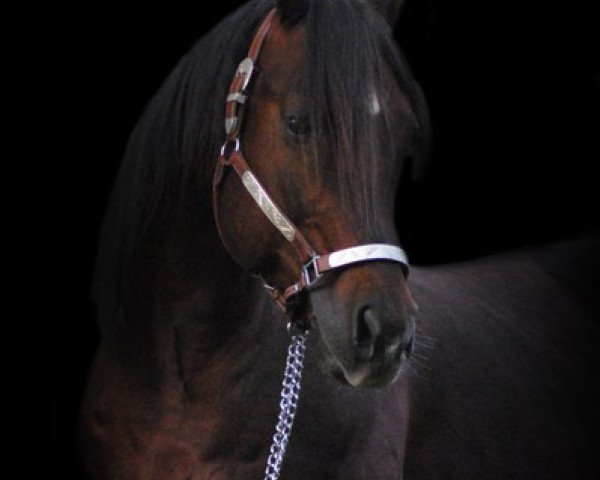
<box><xmin>370</xmin><ymin>0</ymin><xmax>407</xmax><ymax>27</ymax></box>
<box><xmin>276</xmin><ymin>0</ymin><xmax>309</xmax><ymax>28</ymax></box>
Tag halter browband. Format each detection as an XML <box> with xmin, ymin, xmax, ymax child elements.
<box><xmin>213</xmin><ymin>8</ymin><xmax>409</xmax><ymax>315</ymax></box>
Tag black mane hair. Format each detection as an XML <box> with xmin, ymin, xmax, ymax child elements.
<box><xmin>92</xmin><ymin>0</ymin><xmax>428</xmax><ymax>331</ymax></box>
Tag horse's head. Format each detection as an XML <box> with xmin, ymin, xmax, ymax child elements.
<box><xmin>214</xmin><ymin>0</ymin><xmax>427</xmax><ymax>387</ymax></box>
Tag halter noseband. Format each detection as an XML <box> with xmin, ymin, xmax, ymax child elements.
<box><xmin>212</xmin><ymin>8</ymin><xmax>409</xmax><ymax>317</ymax></box>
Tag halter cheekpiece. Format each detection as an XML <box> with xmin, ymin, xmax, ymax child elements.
<box><xmin>213</xmin><ymin>8</ymin><xmax>409</xmax><ymax>319</ymax></box>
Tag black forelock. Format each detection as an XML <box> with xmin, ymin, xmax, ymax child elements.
<box><xmin>301</xmin><ymin>0</ymin><xmax>425</xmax><ymax>231</ymax></box>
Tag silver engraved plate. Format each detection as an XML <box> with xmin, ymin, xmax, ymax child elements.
<box><xmin>237</xmin><ymin>57</ymin><xmax>255</xmax><ymax>91</ymax></box>
<box><xmin>241</xmin><ymin>171</ymin><xmax>296</xmax><ymax>242</ymax></box>
<box><xmin>225</xmin><ymin>117</ymin><xmax>238</xmax><ymax>135</ymax></box>
<box><xmin>327</xmin><ymin>244</ymin><xmax>408</xmax><ymax>269</ymax></box>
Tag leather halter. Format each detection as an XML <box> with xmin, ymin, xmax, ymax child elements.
<box><xmin>213</xmin><ymin>8</ymin><xmax>409</xmax><ymax>316</ymax></box>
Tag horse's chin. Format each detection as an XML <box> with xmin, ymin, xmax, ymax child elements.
<box><xmin>324</xmin><ymin>353</ymin><xmax>407</xmax><ymax>388</ymax></box>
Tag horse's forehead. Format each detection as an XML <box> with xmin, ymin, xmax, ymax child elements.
<box><xmin>259</xmin><ymin>19</ymin><xmax>307</xmax><ymax>92</ymax></box>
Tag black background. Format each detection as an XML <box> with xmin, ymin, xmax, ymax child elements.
<box><xmin>47</xmin><ymin>1</ymin><xmax>597</xmax><ymax>478</ymax></box>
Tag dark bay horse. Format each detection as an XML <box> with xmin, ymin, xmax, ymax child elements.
<box><xmin>79</xmin><ymin>0</ymin><xmax>599</xmax><ymax>478</ymax></box>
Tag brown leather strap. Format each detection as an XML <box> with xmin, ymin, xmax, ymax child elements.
<box><xmin>214</xmin><ymin>7</ymin><xmax>318</xmax><ymax>316</ymax></box>
<box><xmin>217</xmin><ymin>151</ymin><xmax>316</xmax><ymax>262</ymax></box>
<box><xmin>247</xmin><ymin>8</ymin><xmax>277</xmax><ymax>60</ymax></box>
<box><xmin>225</xmin><ymin>8</ymin><xmax>276</xmax><ymax>141</ymax></box>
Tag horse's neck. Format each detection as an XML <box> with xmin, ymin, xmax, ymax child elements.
<box><xmin>111</xmin><ymin>204</ymin><xmax>272</xmax><ymax>397</ymax></box>
<box><xmin>84</xmin><ymin>211</ymin><xmax>297</xmax><ymax>477</ymax></box>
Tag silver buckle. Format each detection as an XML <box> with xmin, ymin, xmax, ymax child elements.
<box><xmin>301</xmin><ymin>255</ymin><xmax>322</xmax><ymax>288</ymax></box>
<box><xmin>236</xmin><ymin>58</ymin><xmax>255</xmax><ymax>91</ymax></box>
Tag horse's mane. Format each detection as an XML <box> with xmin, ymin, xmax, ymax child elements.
<box><xmin>92</xmin><ymin>0</ymin><xmax>429</xmax><ymax>332</ymax></box>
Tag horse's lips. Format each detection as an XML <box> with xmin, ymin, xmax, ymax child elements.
<box><xmin>328</xmin><ymin>351</ymin><xmax>407</xmax><ymax>388</ymax></box>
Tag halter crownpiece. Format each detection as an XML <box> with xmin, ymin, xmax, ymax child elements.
<box><xmin>224</xmin><ymin>9</ymin><xmax>276</xmax><ymax>140</ymax></box>
<box><xmin>213</xmin><ymin>7</ymin><xmax>409</xmax><ymax>315</ymax></box>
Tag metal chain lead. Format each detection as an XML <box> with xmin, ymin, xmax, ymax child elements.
<box><xmin>262</xmin><ymin>333</ymin><xmax>307</xmax><ymax>480</ymax></box>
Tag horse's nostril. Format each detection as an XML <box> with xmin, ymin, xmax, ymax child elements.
<box><xmin>355</xmin><ymin>305</ymin><xmax>414</xmax><ymax>363</ymax></box>
<box><xmin>361</xmin><ymin>308</ymin><xmax>382</xmax><ymax>338</ymax></box>
<box><xmin>355</xmin><ymin>307</ymin><xmax>380</xmax><ymax>360</ymax></box>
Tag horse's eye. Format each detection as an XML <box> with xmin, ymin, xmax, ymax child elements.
<box><xmin>285</xmin><ymin>114</ymin><xmax>311</xmax><ymax>137</ymax></box>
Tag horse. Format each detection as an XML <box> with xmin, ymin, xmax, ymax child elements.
<box><xmin>405</xmin><ymin>236</ymin><xmax>600</xmax><ymax>479</ymax></box>
<box><xmin>79</xmin><ymin>0</ymin><xmax>600</xmax><ymax>478</ymax></box>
